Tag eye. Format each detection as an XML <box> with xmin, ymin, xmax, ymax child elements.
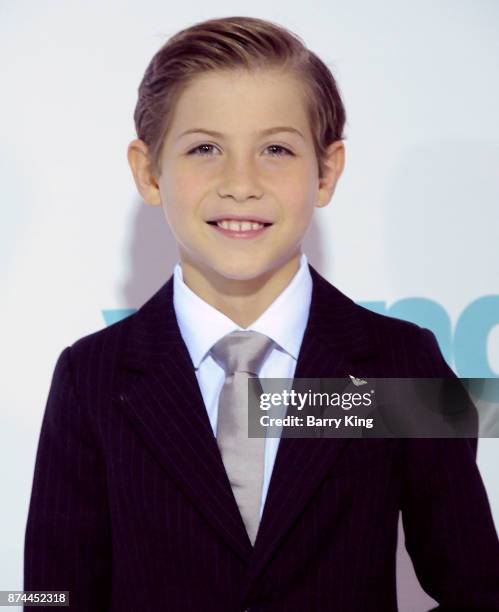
<box><xmin>265</xmin><ymin>144</ymin><xmax>294</xmax><ymax>157</ymax></box>
<box><xmin>187</xmin><ymin>144</ymin><xmax>219</xmax><ymax>156</ymax></box>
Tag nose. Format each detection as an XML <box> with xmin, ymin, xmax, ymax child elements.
<box><xmin>217</xmin><ymin>155</ymin><xmax>264</xmax><ymax>202</ymax></box>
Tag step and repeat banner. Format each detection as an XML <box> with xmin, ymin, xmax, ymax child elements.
<box><xmin>2</xmin><ymin>2</ymin><xmax>498</xmax><ymax>610</ymax></box>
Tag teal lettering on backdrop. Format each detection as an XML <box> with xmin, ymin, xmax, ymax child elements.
<box><xmin>453</xmin><ymin>296</ymin><xmax>499</xmax><ymax>378</ymax></box>
<box><xmin>103</xmin><ymin>295</ymin><xmax>499</xmax><ymax>389</ymax></box>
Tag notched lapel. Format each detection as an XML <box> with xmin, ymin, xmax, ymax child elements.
<box><xmin>111</xmin><ymin>264</ymin><xmax>382</xmax><ymax>600</ymax></box>
<box><xmin>241</xmin><ymin>265</ymin><xmax>381</xmax><ymax>598</ymax></box>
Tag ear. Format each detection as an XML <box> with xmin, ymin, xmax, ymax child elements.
<box><xmin>316</xmin><ymin>140</ymin><xmax>345</xmax><ymax>208</ymax></box>
<box><xmin>127</xmin><ymin>139</ymin><xmax>162</xmax><ymax>206</ymax></box>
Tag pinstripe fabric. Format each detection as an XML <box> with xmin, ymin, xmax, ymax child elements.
<box><xmin>24</xmin><ymin>264</ymin><xmax>499</xmax><ymax>611</ymax></box>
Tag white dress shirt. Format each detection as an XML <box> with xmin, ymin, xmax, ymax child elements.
<box><xmin>172</xmin><ymin>253</ymin><xmax>312</xmax><ymax>518</ymax></box>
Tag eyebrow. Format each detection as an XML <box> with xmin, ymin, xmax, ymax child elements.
<box><xmin>176</xmin><ymin>126</ymin><xmax>305</xmax><ymax>141</ymax></box>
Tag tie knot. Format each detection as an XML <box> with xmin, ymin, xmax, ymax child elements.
<box><xmin>210</xmin><ymin>330</ymin><xmax>275</xmax><ymax>376</ymax></box>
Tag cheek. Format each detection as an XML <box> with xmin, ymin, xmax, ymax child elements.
<box><xmin>278</xmin><ymin>166</ymin><xmax>316</xmax><ymax>201</ymax></box>
<box><xmin>161</xmin><ymin>161</ymin><xmax>204</xmax><ymax>201</ymax></box>
<box><xmin>161</xmin><ymin>181</ymin><xmax>201</xmax><ymax>228</ymax></box>
<box><xmin>170</xmin><ymin>180</ymin><xmax>200</xmax><ymax>206</ymax></box>
<box><xmin>281</xmin><ymin>187</ymin><xmax>316</xmax><ymax>227</ymax></box>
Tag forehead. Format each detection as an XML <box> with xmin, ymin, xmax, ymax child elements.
<box><xmin>168</xmin><ymin>68</ymin><xmax>312</xmax><ymax>138</ymax></box>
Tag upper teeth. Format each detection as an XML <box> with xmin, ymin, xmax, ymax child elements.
<box><xmin>216</xmin><ymin>220</ymin><xmax>265</xmax><ymax>231</ymax></box>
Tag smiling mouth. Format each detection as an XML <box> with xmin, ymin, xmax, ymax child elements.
<box><xmin>206</xmin><ymin>218</ymin><xmax>273</xmax><ymax>239</ymax></box>
<box><xmin>207</xmin><ymin>219</ymin><xmax>273</xmax><ymax>231</ymax></box>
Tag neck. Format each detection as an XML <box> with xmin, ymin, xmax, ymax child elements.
<box><xmin>179</xmin><ymin>254</ymin><xmax>302</xmax><ymax>328</ymax></box>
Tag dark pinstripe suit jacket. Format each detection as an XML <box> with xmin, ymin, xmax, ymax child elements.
<box><xmin>24</xmin><ymin>264</ymin><xmax>499</xmax><ymax>611</ymax></box>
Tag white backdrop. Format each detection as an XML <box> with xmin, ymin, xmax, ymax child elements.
<box><xmin>1</xmin><ymin>1</ymin><xmax>498</xmax><ymax>610</ymax></box>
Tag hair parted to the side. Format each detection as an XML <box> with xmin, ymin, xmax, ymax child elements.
<box><xmin>133</xmin><ymin>16</ymin><xmax>346</xmax><ymax>180</ymax></box>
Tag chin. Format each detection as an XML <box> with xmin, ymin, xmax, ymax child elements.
<box><xmin>212</xmin><ymin>260</ymin><xmax>271</xmax><ymax>282</ymax></box>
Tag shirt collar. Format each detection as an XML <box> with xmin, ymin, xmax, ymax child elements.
<box><xmin>173</xmin><ymin>253</ymin><xmax>312</xmax><ymax>369</ymax></box>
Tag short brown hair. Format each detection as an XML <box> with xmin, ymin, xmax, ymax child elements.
<box><xmin>133</xmin><ymin>16</ymin><xmax>346</xmax><ymax>179</ymax></box>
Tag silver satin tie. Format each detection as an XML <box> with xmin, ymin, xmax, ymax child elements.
<box><xmin>210</xmin><ymin>330</ymin><xmax>275</xmax><ymax>545</ymax></box>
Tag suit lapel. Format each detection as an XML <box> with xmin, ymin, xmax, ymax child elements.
<box><xmin>114</xmin><ymin>277</ymin><xmax>253</xmax><ymax>562</ymax></box>
<box><xmin>240</xmin><ymin>265</ymin><xmax>380</xmax><ymax>599</ymax></box>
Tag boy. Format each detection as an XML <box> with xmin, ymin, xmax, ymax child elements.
<box><xmin>24</xmin><ymin>15</ymin><xmax>499</xmax><ymax>611</ymax></box>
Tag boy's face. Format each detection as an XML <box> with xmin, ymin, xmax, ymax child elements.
<box><xmin>129</xmin><ymin>68</ymin><xmax>344</xmax><ymax>286</ymax></box>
